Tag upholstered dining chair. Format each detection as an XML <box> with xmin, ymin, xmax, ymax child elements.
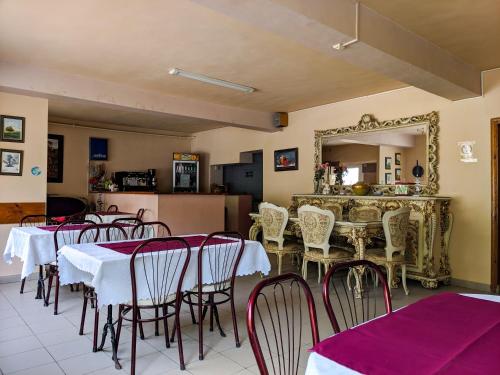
<box><xmin>247</xmin><ymin>273</ymin><xmax>320</xmax><ymax>375</ymax></box>
<box><xmin>107</xmin><ymin>204</ymin><xmax>119</xmax><ymax>212</ymax></box>
<box><xmin>365</xmin><ymin>207</ymin><xmax>411</xmax><ymax>295</ymax></box>
<box><xmin>259</xmin><ymin>202</ymin><xmax>302</xmax><ymax>275</ymax></box>
<box><xmin>298</xmin><ymin>205</ymin><xmax>353</xmax><ymax>283</ymax></box>
<box><xmin>45</xmin><ymin>220</ymin><xmax>97</xmax><ymax>315</ymax></box>
<box><xmin>115</xmin><ymin>237</ymin><xmax>191</xmax><ymax>373</ymax></box>
<box><xmin>177</xmin><ymin>232</ymin><xmax>245</xmax><ymax>361</ymax></box>
<box><xmin>322</xmin><ymin>260</ymin><xmax>392</xmax><ymax>333</ymax></box>
<box><xmin>19</xmin><ymin>214</ymin><xmax>56</xmax><ymax>294</ymax></box>
<box><xmin>348</xmin><ymin>206</ymin><xmax>382</xmax><ymax>222</ymax></box>
<box><xmin>78</xmin><ymin>223</ymin><xmax>128</xmax><ymax>351</ymax></box>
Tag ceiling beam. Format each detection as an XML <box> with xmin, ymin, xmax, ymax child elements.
<box><xmin>193</xmin><ymin>0</ymin><xmax>482</xmax><ymax>100</ymax></box>
<box><xmin>0</xmin><ymin>61</ymin><xmax>276</xmax><ymax>132</ymax></box>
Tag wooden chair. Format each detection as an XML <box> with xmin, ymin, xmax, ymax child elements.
<box><xmin>322</xmin><ymin>260</ymin><xmax>392</xmax><ymax>333</ymax></box>
<box><xmin>116</xmin><ymin>237</ymin><xmax>191</xmax><ymax>373</ymax></box>
<box><xmin>107</xmin><ymin>204</ymin><xmax>119</xmax><ymax>212</ymax></box>
<box><xmin>365</xmin><ymin>207</ymin><xmax>411</xmax><ymax>295</ymax></box>
<box><xmin>179</xmin><ymin>232</ymin><xmax>245</xmax><ymax>360</ymax></box>
<box><xmin>247</xmin><ymin>273</ymin><xmax>320</xmax><ymax>375</ymax></box>
<box><xmin>78</xmin><ymin>223</ymin><xmax>128</xmax><ymax>351</ymax></box>
<box><xmin>298</xmin><ymin>205</ymin><xmax>353</xmax><ymax>283</ymax></box>
<box><xmin>131</xmin><ymin>221</ymin><xmax>171</xmax><ymax>240</ymax></box>
<box><xmin>19</xmin><ymin>215</ymin><xmax>55</xmax><ymax>294</ymax></box>
<box><xmin>45</xmin><ymin>220</ymin><xmax>97</xmax><ymax>315</ymax></box>
<box><xmin>259</xmin><ymin>202</ymin><xmax>302</xmax><ymax>275</ymax></box>
<box><xmin>348</xmin><ymin>206</ymin><xmax>382</xmax><ymax>222</ymax></box>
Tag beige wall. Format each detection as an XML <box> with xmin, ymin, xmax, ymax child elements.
<box><xmin>192</xmin><ymin>68</ymin><xmax>500</xmax><ymax>287</ymax></box>
<box><xmin>0</xmin><ymin>92</ymin><xmax>48</xmax><ymax>277</ymax></box>
<box><xmin>47</xmin><ymin>124</ymin><xmax>192</xmax><ymax>197</ymax></box>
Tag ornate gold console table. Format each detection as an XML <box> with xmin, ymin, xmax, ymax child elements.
<box><xmin>250</xmin><ymin>194</ymin><xmax>452</xmax><ymax>288</ymax></box>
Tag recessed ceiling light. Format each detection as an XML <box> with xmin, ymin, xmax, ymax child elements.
<box><xmin>168</xmin><ymin>68</ymin><xmax>255</xmax><ymax>93</ymax></box>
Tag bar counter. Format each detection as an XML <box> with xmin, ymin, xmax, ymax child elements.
<box><xmin>89</xmin><ymin>192</ymin><xmax>225</xmax><ymax>235</ymax></box>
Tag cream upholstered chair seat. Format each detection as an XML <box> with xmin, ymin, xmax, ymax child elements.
<box><xmin>259</xmin><ymin>202</ymin><xmax>303</xmax><ymax>275</ymax></box>
<box><xmin>365</xmin><ymin>207</ymin><xmax>411</xmax><ymax>295</ymax></box>
<box><xmin>298</xmin><ymin>204</ymin><xmax>353</xmax><ymax>283</ymax></box>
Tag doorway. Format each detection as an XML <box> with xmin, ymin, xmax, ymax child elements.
<box><xmin>491</xmin><ymin>117</ymin><xmax>500</xmax><ymax>293</ymax></box>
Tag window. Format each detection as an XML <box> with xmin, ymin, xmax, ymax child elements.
<box><xmin>344</xmin><ymin>167</ymin><xmax>360</xmax><ymax>185</ymax></box>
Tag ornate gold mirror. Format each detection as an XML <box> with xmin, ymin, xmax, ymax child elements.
<box><xmin>314</xmin><ymin>111</ymin><xmax>439</xmax><ymax>195</ymax></box>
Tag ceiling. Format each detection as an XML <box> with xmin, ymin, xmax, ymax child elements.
<box><xmin>360</xmin><ymin>0</ymin><xmax>500</xmax><ymax>71</ymax></box>
<box><xmin>1</xmin><ymin>1</ymin><xmax>499</xmax><ymax>133</ymax></box>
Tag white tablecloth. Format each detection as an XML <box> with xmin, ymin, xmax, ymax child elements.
<box><xmin>3</xmin><ymin>226</ymin><xmax>83</xmax><ymax>279</ymax></box>
<box><xmin>58</xmin><ymin>235</ymin><xmax>271</xmax><ymax>308</ymax></box>
<box><xmin>86</xmin><ymin>213</ymin><xmax>135</xmax><ymax>224</ymax></box>
<box><xmin>305</xmin><ymin>294</ymin><xmax>500</xmax><ymax>375</ymax></box>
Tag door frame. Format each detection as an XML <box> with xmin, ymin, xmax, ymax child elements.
<box><xmin>491</xmin><ymin>118</ymin><xmax>500</xmax><ymax>292</ymax></box>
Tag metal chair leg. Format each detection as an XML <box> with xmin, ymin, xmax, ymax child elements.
<box><xmin>20</xmin><ymin>278</ymin><xmax>26</xmax><ymax>294</ymax></box>
<box><xmin>79</xmin><ymin>288</ymin><xmax>88</xmax><ymax>335</ymax></box>
<box><xmin>54</xmin><ymin>274</ymin><xmax>60</xmax><ymax>315</ymax></box>
<box><xmin>230</xmin><ymin>291</ymin><xmax>240</xmax><ymax>347</ymax></box>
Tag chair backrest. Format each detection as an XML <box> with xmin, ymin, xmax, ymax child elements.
<box><xmin>348</xmin><ymin>206</ymin><xmax>382</xmax><ymax>222</ymax></box>
<box><xmin>20</xmin><ymin>214</ymin><xmax>50</xmax><ymax>227</ymax></box>
<box><xmin>112</xmin><ymin>217</ymin><xmax>143</xmax><ymax>237</ymax></box>
<box><xmin>136</xmin><ymin>208</ymin><xmax>145</xmax><ymax>220</ymax></box>
<box><xmin>54</xmin><ymin>220</ymin><xmax>97</xmax><ymax>257</ymax></box>
<box><xmin>107</xmin><ymin>204</ymin><xmax>119</xmax><ymax>213</ymax></box>
<box><xmin>259</xmin><ymin>202</ymin><xmax>288</xmax><ymax>249</ymax></box>
<box><xmin>297</xmin><ymin>205</ymin><xmax>334</xmax><ymax>256</ymax></box>
<box><xmin>247</xmin><ymin>273</ymin><xmax>320</xmax><ymax>375</ymax></box>
<box><xmin>322</xmin><ymin>260</ymin><xmax>392</xmax><ymax>333</ymax></box>
<box><xmin>130</xmin><ymin>237</ymin><xmax>191</xmax><ymax>307</ymax></box>
<box><xmin>85</xmin><ymin>212</ymin><xmax>103</xmax><ymax>223</ymax></box>
<box><xmin>78</xmin><ymin>223</ymin><xmax>129</xmax><ymax>243</ymax></box>
<box><xmin>323</xmin><ymin>203</ymin><xmax>343</xmax><ymax>221</ymax></box>
<box><xmin>131</xmin><ymin>221</ymin><xmax>171</xmax><ymax>240</ymax></box>
<box><xmin>382</xmin><ymin>207</ymin><xmax>411</xmax><ymax>258</ymax></box>
<box><xmin>198</xmin><ymin>232</ymin><xmax>244</xmax><ymax>292</ymax></box>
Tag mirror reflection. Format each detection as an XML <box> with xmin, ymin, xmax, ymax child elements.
<box><xmin>321</xmin><ymin>124</ymin><xmax>428</xmax><ymax>185</ymax></box>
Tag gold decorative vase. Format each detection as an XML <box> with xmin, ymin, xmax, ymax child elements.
<box><xmin>352</xmin><ymin>181</ymin><xmax>370</xmax><ymax>196</ymax></box>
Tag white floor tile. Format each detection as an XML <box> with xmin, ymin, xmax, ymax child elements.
<box><xmin>186</xmin><ymin>353</ymin><xmax>245</xmax><ymax>375</ymax></box>
<box><xmin>46</xmin><ymin>336</ymin><xmax>94</xmax><ymax>361</ymax></box>
<box><xmin>0</xmin><ymin>336</ymin><xmax>42</xmax><ymax>358</ymax></box>
<box><xmin>0</xmin><ymin>348</ymin><xmax>54</xmax><ymax>374</ymax></box>
<box><xmin>58</xmin><ymin>351</ymin><xmax>112</xmax><ymax>375</ymax></box>
<box><xmin>3</xmin><ymin>362</ymin><xmax>64</xmax><ymax>375</ymax></box>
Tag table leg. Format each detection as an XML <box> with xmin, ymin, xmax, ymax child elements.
<box><xmin>97</xmin><ymin>305</ymin><xmax>122</xmax><ymax>370</ymax></box>
<box><xmin>35</xmin><ymin>265</ymin><xmax>44</xmax><ymax>300</ymax></box>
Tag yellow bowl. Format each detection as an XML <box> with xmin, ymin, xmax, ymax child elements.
<box><xmin>352</xmin><ymin>181</ymin><xmax>370</xmax><ymax>196</ymax></box>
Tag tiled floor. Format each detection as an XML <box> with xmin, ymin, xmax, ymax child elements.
<box><xmin>0</xmin><ymin>260</ymin><xmax>481</xmax><ymax>375</ymax></box>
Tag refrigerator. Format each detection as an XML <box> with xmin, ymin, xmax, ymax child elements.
<box><xmin>172</xmin><ymin>153</ymin><xmax>199</xmax><ymax>193</ymax></box>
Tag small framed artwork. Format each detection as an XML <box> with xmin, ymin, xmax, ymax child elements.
<box><xmin>47</xmin><ymin>134</ymin><xmax>64</xmax><ymax>183</ymax></box>
<box><xmin>395</xmin><ymin>152</ymin><xmax>401</xmax><ymax>165</ymax></box>
<box><xmin>385</xmin><ymin>172</ymin><xmax>392</xmax><ymax>184</ymax></box>
<box><xmin>89</xmin><ymin>137</ymin><xmax>108</xmax><ymax>161</ymax></box>
<box><xmin>395</xmin><ymin>168</ymin><xmax>402</xmax><ymax>181</ymax></box>
<box><xmin>385</xmin><ymin>156</ymin><xmax>392</xmax><ymax>170</ymax></box>
<box><xmin>0</xmin><ymin>149</ymin><xmax>23</xmax><ymax>176</ymax></box>
<box><xmin>274</xmin><ymin>147</ymin><xmax>298</xmax><ymax>171</ymax></box>
<box><xmin>395</xmin><ymin>184</ymin><xmax>409</xmax><ymax>195</ymax></box>
<box><xmin>1</xmin><ymin>115</ymin><xmax>25</xmax><ymax>143</ymax></box>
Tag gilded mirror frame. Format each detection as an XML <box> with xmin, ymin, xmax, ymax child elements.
<box><xmin>314</xmin><ymin>111</ymin><xmax>439</xmax><ymax>195</ymax></box>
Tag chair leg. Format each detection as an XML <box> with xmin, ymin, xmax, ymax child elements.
<box><xmin>130</xmin><ymin>310</ymin><xmax>138</xmax><ymax>375</ymax></box>
<box><xmin>198</xmin><ymin>293</ymin><xmax>204</xmax><ymax>360</ymax></box>
<box><xmin>401</xmin><ymin>264</ymin><xmax>409</xmax><ymax>295</ymax></box>
<box><xmin>303</xmin><ymin>259</ymin><xmax>308</xmax><ymax>280</ymax></box>
<box><xmin>209</xmin><ymin>296</ymin><xmax>214</xmax><ymax>333</ymax></box>
<box><xmin>136</xmin><ymin>309</ymin><xmax>145</xmax><ymax>340</ymax></box>
<box><xmin>116</xmin><ymin>305</ymin><xmax>124</xmax><ymax>348</ymax></box>
<box><xmin>187</xmin><ymin>293</ymin><xmax>196</xmax><ymax>324</ymax></box>
<box><xmin>385</xmin><ymin>264</ymin><xmax>393</xmax><ymax>297</ymax></box>
<box><xmin>54</xmin><ymin>274</ymin><xmax>60</xmax><ymax>315</ymax></box>
<box><xmin>317</xmin><ymin>262</ymin><xmax>321</xmax><ymax>284</ymax></box>
<box><xmin>162</xmin><ymin>304</ymin><xmax>170</xmax><ymax>348</ymax></box>
<box><xmin>79</xmin><ymin>288</ymin><xmax>88</xmax><ymax>335</ymax></box>
<box><xmin>92</xmin><ymin>297</ymin><xmax>99</xmax><ymax>352</ymax></box>
<box><xmin>277</xmin><ymin>253</ymin><xmax>283</xmax><ymax>275</ymax></box>
<box><xmin>175</xmin><ymin>305</ymin><xmax>186</xmax><ymax>370</ymax></box>
<box><xmin>45</xmin><ymin>272</ymin><xmax>54</xmax><ymax>307</ymax></box>
<box><xmin>230</xmin><ymin>291</ymin><xmax>240</xmax><ymax>347</ymax></box>
<box><xmin>20</xmin><ymin>277</ymin><xmax>26</xmax><ymax>294</ymax></box>
<box><xmin>154</xmin><ymin>306</ymin><xmax>159</xmax><ymax>336</ymax></box>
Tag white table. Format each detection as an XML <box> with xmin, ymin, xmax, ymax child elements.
<box><xmin>58</xmin><ymin>235</ymin><xmax>271</xmax><ymax>308</ymax></box>
<box><xmin>305</xmin><ymin>294</ymin><xmax>500</xmax><ymax>375</ymax></box>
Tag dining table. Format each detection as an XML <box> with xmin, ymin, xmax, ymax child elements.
<box><xmin>57</xmin><ymin>234</ymin><xmax>271</xmax><ymax>369</ymax></box>
<box><xmin>305</xmin><ymin>293</ymin><xmax>500</xmax><ymax>375</ymax></box>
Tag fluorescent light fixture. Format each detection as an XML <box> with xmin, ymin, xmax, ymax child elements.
<box><xmin>168</xmin><ymin>68</ymin><xmax>255</xmax><ymax>93</ymax></box>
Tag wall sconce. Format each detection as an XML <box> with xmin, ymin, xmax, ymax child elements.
<box><xmin>457</xmin><ymin>141</ymin><xmax>478</xmax><ymax>163</ymax></box>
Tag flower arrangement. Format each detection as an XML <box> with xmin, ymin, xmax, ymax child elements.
<box><xmin>334</xmin><ymin>164</ymin><xmax>347</xmax><ymax>185</ymax></box>
<box><xmin>314</xmin><ymin>162</ymin><xmax>330</xmax><ymax>181</ymax></box>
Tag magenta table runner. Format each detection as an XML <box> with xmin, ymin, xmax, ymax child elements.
<box><xmin>312</xmin><ymin>293</ymin><xmax>500</xmax><ymax>375</ymax></box>
<box><xmin>38</xmin><ymin>224</ymin><xmax>91</xmax><ymax>232</ymax></box>
<box><xmin>100</xmin><ymin>235</ymin><xmax>236</xmax><ymax>255</ymax></box>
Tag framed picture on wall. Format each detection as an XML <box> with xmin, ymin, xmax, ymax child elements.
<box><xmin>385</xmin><ymin>172</ymin><xmax>392</xmax><ymax>184</ymax></box>
<box><xmin>385</xmin><ymin>156</ymin><xmax>392</xmax><ymax>170</ymax></box>
<box><xmin>395</xmin><ymin>168</ymin><xmax>402</xmax><ymax>181</ymax></box>
<box><xmin>47</xmin><ymin>134</ymin><xmax>64</xmax><ymax>183</ymax></box>
<box><xmin>89</xmin><ymin>137</ymin><xmax>108</xmax><ymax>160</ymax></box>
<box><xmin>1</xmin><ymin>115</ymin><xmax>25</xmax><ymax>143</ymax></box>
<box><xmin>0</xmin><ymin>149</ymin><xmax>23</xmax><ymax>176</ymax></box>
<box><xmin>274</xmin><ymin>147</ymin><xmax>299</xmax><ymax>171</ymax></box>
<box><xmin>395</xmin><ymin>152</ymin><xmax>401</xmax><ymax>165</ymax></box>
